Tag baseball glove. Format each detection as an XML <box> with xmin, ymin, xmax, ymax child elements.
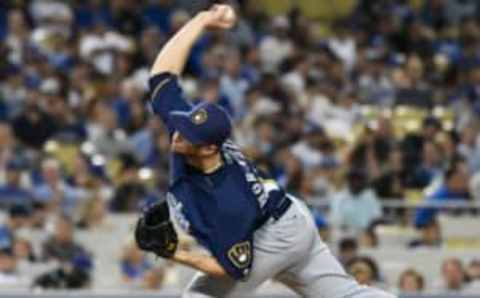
<box><xmin>134</xmin><ymin>200</ymin><xmax>178</xmax><ymax>259</ymax></box>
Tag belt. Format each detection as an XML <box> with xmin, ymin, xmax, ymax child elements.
<box><xmin>270</xmin><ymin>195</ymin><xmax>292</xmax><ymax>220</ymax></box>
<box><xmin>255</xmin><ymin>195</ymin><xmax>292</xmax><ymax>229</ymax></box>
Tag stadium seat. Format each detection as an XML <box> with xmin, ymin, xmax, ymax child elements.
<box><xmin>375</xmin><ymin>225</ymin><xmax>417</xmax><ymax>248</ymax></box>
<box><xmin>438</xmin><ymin>215</ymin><xmax>480</xmax><ymax>249</ymax></box>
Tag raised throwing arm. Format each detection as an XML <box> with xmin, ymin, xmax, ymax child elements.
<box><xmin>148</xmin><ymin>5</ymin><xmax>236</xmax><ymax>133</ymax></box>
<box><xmin>150</xmin><ymin>5</ymin><xmax>235</xmax><ymax>76</ymax></box>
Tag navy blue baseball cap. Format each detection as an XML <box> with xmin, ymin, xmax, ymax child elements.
<box><xmin>169</xmin><ymin>102</ymin><xmax>232</xmax><ymax>146</ymax></box>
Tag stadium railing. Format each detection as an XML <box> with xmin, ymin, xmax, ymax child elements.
<box><xmin>311</xmin><ymin>199</ymin><xmax>480</xmax><ymax>209</ymax></box>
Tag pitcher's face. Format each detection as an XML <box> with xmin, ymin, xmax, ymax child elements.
<box><xmin>171</xmin><ymin>131</ymin><xmax>198</xmax><ymax>155</ymax></box>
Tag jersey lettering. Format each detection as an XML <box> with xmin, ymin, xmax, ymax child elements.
<box><xmin>167</xmin><ymin>192</ymin><xmax>191</xmax><ymax>233</ymax></box>
<box><xmin>222</xmin><ymin>141</ymin><xmax>269</xmax><ymax>209</ymax></box>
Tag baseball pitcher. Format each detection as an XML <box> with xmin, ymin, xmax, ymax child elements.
<box><xmin>134</xmin><ymin>4</ymin><xmax>397</xmax><ymax>298</ymax></box>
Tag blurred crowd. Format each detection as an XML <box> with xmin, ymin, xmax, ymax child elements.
<box><xmin>338</xmin><ymin>236</ymin><xmax>480</xmax><ymax>295</ymax></box>
<box><xmin>1</xmin><ymin>0</ymin><xmax>480</xmax><ymax>294</ymax></box>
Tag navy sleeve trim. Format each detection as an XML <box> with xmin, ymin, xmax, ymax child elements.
<box><xmin>148</xmin><ymin>72</ymin><xmax>191</xmax><ymax>134</ymax></box>
<box><xmin>148</xmin><ymin>72</ymin><xmax>177</xmax><ymax>95</ymax></box>
<box><xmin>150</xmin><ymin>77</ymin><xmax>172</xmax><ymax>101</ymax></box>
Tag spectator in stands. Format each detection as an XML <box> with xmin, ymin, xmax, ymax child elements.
<box><xmin>436</xmin><ymin>258</ymin><xmax>469</xmax><ymax>293</ymax></box>
<box><xmin>39</xmin><ymin>76</ymin><xmax>86</xmax><ymax>141</ymax></box>
<box><xmin>414</xmin><ymin>158</ymin><xmax>471</xmax><ymax>227</ymax></box>
<box><xmin>195</xmin><ymin>77</ymin><xmax>234</xmax><ymax>118</ymax></box>
<box><xmin>120</xmin><ymin>241</ymin><xmax>152</xmax><ymax>284</ymax></box>
<box><xmin>30</xmin><ymin>201</ymin><xmax>48</xmax><ymax>229</ymax></box>
<box><xmin>259</xmin><ymin>15</ymin><xmax>293</xmax><ymax>72</ymax></box>
<box><xmin>397</xmin><ymin>268</ymin><xmax>425</xmax><ymax>293</ymax></box>
<box><xmin>330</xmin><ymin>169</ymin><xmax>382</xmax><ymax>233</ymax></box>
<box><xmin>357</xmin><ymin>50</ymin><xmax>395</xmax><ymax>106</ymax></box>
<box><xmin>458</xmin><ymin>124</ymin><xmax>480</xmax><ymax>172</ymax></box>
<box><xmin>250</xmin><ymin>116</ymin><xmax>277</xmax><ymax>156</ymax></box>
<box><xmin>77</xmin><ymin>195</ymin><xmax>109</xmax><ymax>231</ymax></box>
<box><xmin>409</xmin><ymin>140</ymin><xmax>444</xmax><ymax>188</ymax></box>
<box><xmin>437</xmin><ymin>131</ymin><xmax>460</xmax><ymax>168</ymax></box>
<box><xmin>311</xmin><ymin>208</ymin><xmax>329</xmax><ymax>241</ymax></box>
<box><xmin>4</xmin><ymin>9</ymin><xmax>30</xmax><ymax>66</ymax></box>
<box><xmin>0</xmin><ymin>123</ymin><xmax>26</xmax><ymax>180</ymax></box>
<box><xmin>408</xmin><ymin>219</ymin><xmax>442</xmax><ymax>248</ymax></box>
<box><xmin>359</xmin><ymin>222</ymin><xmax>380</xmax><ymax>248</ymax></box>
<box><xmin>12</xmin><ymin>95</ymin><xmax>58</xmax><ymax>150</ymax></box>
<box><xmin>110</xmin><ymin>153</ymin><xmax>150</xmax><ymax>212</ymax></box>
<box><xmin>141</xmin><ymin>266</ymin><xmax>166</xmax><ymax>290</ymax></box>
<box><xmin>320</xmin><ymin>90</ymin><xmax>363</xmax><ymax>140</ymax></box>
<box><xmin>372</xmin><ymin>146</ymin><xmax>408</xmax><ymax>199</ymax></box>
<box><xmin>220</xmin><ymin>48</ymin><xmax>250</xmax><ymax>118</ymax></box>
<box><xmin>68</xmin><ymin>153</ymin><xmax>109</xmax><ymax>194</ymax></box>
<box><xmin>467</xmin><ymin>259</ymin><xmax>480</xmax><ymax>281</ymax></box>
<box><xmin>0</xmin><ymin>247</ymin><xmax>24</xmax><ymax>288</ymax></box>
<box><xmin>0</xmin><ymin>65</ymin><xmax>27</xmax><ymax>119</ymax></box>
<box><xmin>274</xmin><ymin>149</ymin><xmax>304</xmax><ymax>196</ymax></box>
<box><xmin>466</xmin><ymin>259</ymin><xmax>480</xmax><ymax>293</ymax></box>
<box><xmin>328</xmin><ymin>19</ymin><xmax>357</xmax><ymax>73</ymax></box>
<box><xmin>41</xmin><ymin>215</ymin><xmax>89</xmax><ymax>263</ymax></box>
<box><xmin>0</xmin><ymin>159</ymin><xmax>32</xmax><ymax>207</ymax></box>
<box><xmin>280</xmin><ymin>53</ymin><xmax>310</xmax><ymax>100</ymax></box>
<box><xmin>346</xmin><ymin>256</ymin><xmax>382</xmax><ymax>287</ymax></box>
<box><xmin>143</xmin><ymin>123</ymin><xmax>171</xmax><ymax>191</ymax></box>
<box><xmin>0</xmin><ymin>205</ymin><xmax>31</xmax><ymax>251</ymax></box>
<box><xmin>32</xmin><ymin>253</ymin><xmax>92</xmax><ymax>290</ymax></box>
<box><xmin>86</xmin><ymin>99</ymin><xmax>132</xmax><ymax>158</ymax></box>
<box><xmin>13</xmin><ymin>237</ymin><xmax>37</xmax><ymax>263</ymax></box>
<box><xmin>348</xmin><ymin>120</ymin><xmax>392</xmax><ymax>181</ymax></box>
<box><xmin>299</xmin><ymin>158</ymin><xmax>337</xmax><ymax>203</ymax></box>
<box><xmin>33</xmin><ymin>158</ymin><xmax>86</xmax><ymax>216</ymax></box>
<box><xmin>402</xmin><ymin>116</ymin><xmax>443</xmax><ymax>180</ymax></box>
<box><xmin>394</xmin><ymin>54</ymin><xmax>433</xmax><ymax>108</ymax></box>
<box><xmin>291</xmin><ymin>126</ymin><xmax>335</xmax><ymax>171</ymax></box>
<box><xmin>337</xmin><ymin>237</ymin><xmax>358</xmax><ymax>266</ymax></box>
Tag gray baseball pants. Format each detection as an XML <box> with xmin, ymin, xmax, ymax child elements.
<box><xmin>183</xmin><ymin>196</ymin><xmax>397</xmax><ymax>298</ymax></box>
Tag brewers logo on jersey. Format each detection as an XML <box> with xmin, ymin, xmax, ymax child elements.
<box><xmin>228</xmin><ymin>241</ymin><xmax>251</xmax><ymax>269</ymax></box>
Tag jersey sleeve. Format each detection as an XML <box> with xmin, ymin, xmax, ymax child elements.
<box><xmin>148</xmin><ymin>72</ymin><xmax>192</xmax><ymax>134</ymax></box>
<box><xmin>211</xmin><ymin>222</ymin><xmax>255</xmax><ymax>280</ymax></box>
<box><xmin>209</xmin><ymin>186</ymin><xmax>258</xmax><ymax>280</ymax></box>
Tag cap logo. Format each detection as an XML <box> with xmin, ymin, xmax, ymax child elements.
<box><xmin>191</xmin><ymin>109</ymin><xmax>208</xmax><ymax>125</ymax></box>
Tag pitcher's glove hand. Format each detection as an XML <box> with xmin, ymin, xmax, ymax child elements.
<box><xmin>134</xmin><ymin>200</ymin><xmax>178</xmax><ymax>259</ymax></box>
